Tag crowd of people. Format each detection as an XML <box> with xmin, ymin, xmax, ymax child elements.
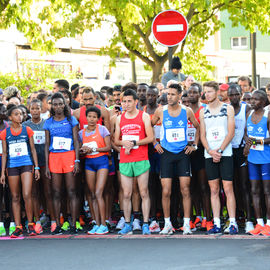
<box><xmin>0</xmin><ymin>62</ymin><xmax>270</xmax><ymax>239</ymax></box>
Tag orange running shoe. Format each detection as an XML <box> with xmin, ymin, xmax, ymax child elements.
<box><xmin>249</xmin><ymin>224</ymin><xmax>264</xmax><ymax>236</ymax></box>
<box><xmin>51</xmin><ymin>222</ymin><xmax>57</xmax><ymax>233</ymax></box>
<box><xmin>180</xmin><ymin>221</ymin><xmax>196</xmax><ymax>231</ymax></box>
<box><xmin>79</xmin><ymin>215</ymin><xmax>85</xmax><ymax>226</ymax></box>
<box><xmin>34</xmin><ymin>223</ymin><xmax>43</xmax><ymax>234</ymax></box>
<box><xmin>260</xmin><ymin>225</ymin><xmax>270</xmax><ymax>236</ymax></box>
<box><xmin>60</xmin><ymin>216</ymin><xmax>64</xmax><ymax>226</ymax></box>
<box><xmin>206</xmin><ymin>221</ymin><xmax>214</xmax><ymax>232</ymax></box>
<box><xmin>28</xmin><ymin>223</ymin><xmax>37</xmax><ymax>236</ymax></box>
<box><xmin>201</xmin><ymin>219</ymin><xmax>207</xmax><ymax>230</ymax></box>
<box><xmin>194</xmin><ymin>217</ymin><xmax>201</xmax><ymax>228</ymax></box>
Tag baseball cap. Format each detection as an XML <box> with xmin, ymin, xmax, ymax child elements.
<box><xmin>219</xmin><ymin>84</ymin><xmax>229</xmax><ymax>91</ymax></box>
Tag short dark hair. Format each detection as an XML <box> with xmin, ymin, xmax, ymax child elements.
<box><xmin>169</xmin><ymin>83</ymin><xmax>182</xmax><ymax>94</ymax></box>
<box><xmin>189</xmin><ymin>82</ymin><xmax>202</xmax><ymax>94</ymax></box>
<box><xmin>7</xmin><ymin>105</ymin><xmax>19</xmax><ymax>116</ymax></box>
<box><xmin>37</xmin><ymin>93</ymin><xmax>48</xmax><ymax>102</ymax></box>
<box><xmin>95</xmin><ymin>91</ymin><xmax>106</xmax><ymax>101</ymax></box>
<box><xmin>228</xmin><ymin>84</ymin><xmax>242</xmax><ymax>95</ymax></box>
<box><xmin>181</xmin><ymin>92</ymin><xmax>188</xmax><ymax>98</ymax></box>
<box><xmin>85</xmin><ymin>106</ymin><xmax>101</xmax><ymax>119</ymax></box>
<box><xmin>203</xmin><ymin>81</ymin><xmax>219</xmax><ymax>91</ymax></box>
<box><xmin>147</xmin><ymin>86</ymin><xmax>158</xmax><ymax>95</ymax></box>
<box><xmin>72</xmin><ymin>88</ymin><xmax>79</xmax><ymax>99</ymax></box>
<box><xmin>30</xmin><ymin>99</ymin><xmax>42</xmax><ymax>107</ymax></box>
<box><xmin>71</xmin><ymin>83</ymin><xmax>79</xmax><ymax>92</ymax></box>
<box><xmin>266</xmin><ymin>83</ymin><xmax>270</xmax><ymax>91</ymax></box>
<box><xmin>238</xmin><ymin>76</ymin><xmax>252</xmax><ymax>87</ymax></box>
<box><xmin>106</xmin><ymin>87</ymin><xmax>113</xmax><ymax>96</ymax></box>
<box><xmin>55</xmin><ymin>79</ymin><xmax>69</xmax><ymax>90</ymax></box>
<box><xmin>60</xmin><ymin>89</ymin><xmax>72</xmax><ymax>106</ymax></box>
<box><xmin>82</xmin><ymin>87</ymin><xmax>95</xmax><ymax>95</ymax></box>
<box><xmin>121</xmin><ymin>82</ymin><xmax>137</xmax><ymax>92</ymax></box>
<box><xmin>253</xmin><ymin>90</ymin><xmax>268</xmax><ymax>105</ymax></box>
<box><xmin>113</xmin><ymin>85</ymin><xmax>121</xmax><ymax>92</ymax></box>
<box><xmin>123</xmin><ymin>89</ymin><xmax>138</xmax><ymax>100</ymax></box>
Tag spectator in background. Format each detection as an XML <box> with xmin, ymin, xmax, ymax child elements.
<box><xmin>238</xmin><ymin>76</ymin><xmax>252</xmax><ymax>93</ymax></box>
<box><xmin>161</xmin><ymin>56</ymin><xmax>185</xmax><ymax>87</ymax></box>
<box><xmin>183</xmin><ymin>75</ymin><xmax>195</xmax><ymax>91</ymax></box>
<box><xmin>8</xmin><ymin>97</ymin><xmax>21</xmax><ymax>106</ymax></box>
<box><xmin>154</xmin><ymin>82</ymin><xmax>164</xmax><ymax>95</ymax></box>
<box><xmin>105</xmin><ymin>87</ymin><xmax>114</xmax><ymax>108</ymax></box>
<box><xmin>4</xmin><ymin>86</ymin><xmax>22</xmax><ymax>104</ymax></box>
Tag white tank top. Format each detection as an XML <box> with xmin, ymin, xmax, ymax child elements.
<box><xmin>231</xmin><ymin>103</ymin><xmax>246</xmax><ymax>148</ymax></box>
<box><xmin>204</xmin><ymin>103</ymin><xmax>232</xmax><ymax>158</ymax></box>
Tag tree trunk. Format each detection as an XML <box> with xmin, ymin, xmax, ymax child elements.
<box><xmin>151</xmin><ymin>61</ymin><xmax>164</xmax><ymax>84</ymax></box>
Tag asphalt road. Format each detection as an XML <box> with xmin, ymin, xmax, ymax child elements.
<box><xmin>1</xmin><ymin>238</ymin><xmax>270</xmax><ymax>270</ymax></box>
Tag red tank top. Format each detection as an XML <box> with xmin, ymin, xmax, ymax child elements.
<box><xmin>79</xmin><ymin>105</ymin><xmax>102</xmax><ymax>130</ymax></box>
<box><xmin>119</xmin><ymin>110</ymin><xmax>148</xmax><ymax>163</ymax></box>
<box><xmin>82</xmin><ymin>124</ymin><xmax>108</xmax><ymax>158</ymax></box>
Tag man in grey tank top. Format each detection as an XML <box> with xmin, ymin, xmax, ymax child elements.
<box><xmin>199</xmin><ymin>81</ymin><xmax>238</xmax><ymax>235</ymax></box>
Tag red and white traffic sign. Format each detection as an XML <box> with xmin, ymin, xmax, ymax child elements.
<box><xmin>152</xmin><ymin>10</ymin><xmax>188</xmax><ymax>47</ymax></box>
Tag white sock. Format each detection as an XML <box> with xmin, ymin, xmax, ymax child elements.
<box><xmin>267</xmin><ymin>219</ymin><xmax>270</xmax><ymax>226</ymax></box>
<box><xmin>36</xmin><ymin>221</ymin><xmax>41</xmax><ymax>225</ymax></box>
<box><xmin>184</xmin><ymin>218</ymin><xmax>190</xmax><ymax>227</ymax></box>
<box><xmin>203</xmin><ymin>217</ymin><xmax>206</xmax><ymax>220</ymax></box>
<box><xmin>51</xmin><ymin>221</ymin><xmax>56</xmax><ymax>225</ymax></box>
<box><xmin>196</xmin><ymin>216</ymin><xmax>202</xmax><ymax>221</ymax></box>
<box><xmin>0</xmin><ymin>222</ymin><xmax>3</xmax><ymax>227</ymax></box>
<box><xmin>257</xmin><ymin>218</ymin><xmax>264</xmax><ymax>226</ymax></box>
<box><xmin>213</xmin><ymin>217</ymin><xmax>221</xmax><ymax>228</ymax></box>
<box><xmin>9</xmin><ymin>222</ymin><xmax>15</xmax><ymax>227</ymax></box>
<box><xmin>164</xmin><ymin>217</ymin><xmax>171</xmax><ymax>226</ymax></box>
<box><xmin>229</xmin><ymin>218</ymin><xmax>237</xmax><ymax>226</ymax></box>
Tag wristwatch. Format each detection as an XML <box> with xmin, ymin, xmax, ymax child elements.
<box><xmin>218</xmin><ymin>149</ymin><xmax>223</xmax><ymax>154</ymax></box>
<box><xmin>192</xmin><ymin>144</ymin><xmax>198</xmax><ymax>150</ymax></box>
<box><xmin>132</xmin><ymin>140</ymin><xmax>137</xmax><ymax>146</ymax></box>
<box><xmin>92</xmin><ymin>148</ymin><xmax>97</xmax><ymax>152</ymax></box>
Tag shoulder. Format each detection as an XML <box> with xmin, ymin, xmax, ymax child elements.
<box><xmin>70</xmin><ymin>116</ymin><xmax>79</xmax><ymax>125</ymax></box>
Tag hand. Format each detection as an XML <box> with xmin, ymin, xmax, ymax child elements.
<box><xmin>35</xmin><ymin>169</ymin><xmax>40</xmax><ymax>181</ymax></box>
<box><xmin>184</xmin><ymin>145</ymin><xmax>196</xmax><ymax>155</ymax></box>
<box><xmin>246</xmin><ymin>137</ymin><xmax>254</xmax><ymax>147</ymax></box>
<box><xmin>125</xmin><ymin>148</ymin><xmax>131</xmax><ymax>155</ymax></box>
<box><xmin>73</xmin><ymin>162</ymin><xmax>80</xmax><ymax>175</ymax></box>
<box><xmin>122</xmin><ymin>140</ymin><xmax>133</xmax><ymax>150</ymax></box>
<box><xmin>154</xmin><ymin>143</ymin><xmax>164</xmax><ymax>154</ymax></box>
<box><xmin>0</xmin><ymin>174</ymin><xmax>5</xmax><ymax>185</ymax></box>
<box><xmin>45</xmin><ymin>166</ymin><xmax>51</xmax><ymax>179</ymax></box>
<box><xmin>81</xmin><ymin>146</ymin><xmax>91</xmax><ymax>154</ymax></box>
<box><xmin>208</xmin><ymin>149</ymin><xmax>222</xmax><ymax>162</ymax></box>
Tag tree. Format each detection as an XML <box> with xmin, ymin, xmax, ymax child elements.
<box><xmin>2</xmin><ymin>0</ymin><xmax>270</xmax><ymax>82</ymax></box>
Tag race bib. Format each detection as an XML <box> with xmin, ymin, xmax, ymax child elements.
<box><xmin>250</xmin><ymin>136</ymin><xmax>264</xmax><ymax>151</ymax></box>
<box><xmin>84</xmin><ymin>124</ymin><xmax>88</xmax><ymax>129</ymax></box>
<box><xmin>207</xmin><ymin>126</ymin><xmax>225</xmax><ymax>143</ymax></box>
<box><xmin>154</xmin><ymin>125</ymin><xmax>161</xmax><ymax>139</ymax></box>
<box><xmin>83</xmin><ymin>141</ymin><xmax>98</xmax><ymax>155</ymax></box>
<box><xmin>9</xmin><ymin>142</ymin><xmax>28</xmax><ymax>158</ymax></box>
<box><xmin>187</xmin><ymin>127</ymin><xmax>196</xmax><ymax>142</ymax></box>
<box><xmin>0</xmin><ymin>141</ymin><xmax>2</xmax><ymax>154</ymax></box>
<box><xmin>122</xmin><ymin>135</ymin><xmax>139</xmax><ymax>149</ymax></box>
<box><xmin>52</xmin><ymin>137</ymin><xmax>72</xmax><ymax>151</ymax></box>
<box><xmin>33</xmin><ymin>131</ymin><xmax>45</xmax><ymax>144</ymax></box>
<box><xmin>166</xmin><ymin>128</ymin><xmax>185</xmax><ymax>143</ymax></box>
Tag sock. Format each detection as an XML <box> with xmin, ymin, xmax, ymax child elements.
<box><xmin>10</xmin><ymin>222</ymin><xmax>15</xmax><ymax>227</ymax></box>
<box><xmin>164</xmin><ymin>217</ymin><xmax>171</xmax><ymax>226</ymax></box>
<box><xmin>133</xmin><ymin>211</ymin><xmax>140</xmax><ymax>220</ymax></box>
<box><xmin>267</xmin><ymin>220</ymin><xmax>270</xmax><ymax>226</ymax></box>
<box><xmin>120</xmin><ymin>210</ymin><xmax>124</xmax><ymax>217</ymax></box>
<box><xmin>213</xmin><ymin>217</ymin><xmax>221</xmax><ymax>228</ymax></box>
<box><xmin>196</xmin><ymin>216</ymin><xmax>202</xmax><ymax>221</ymax></box>
<box><xmin>229</xmin><ymin>218</ymin><xmax>236</xmax><ymax>226</ymax></box>
<box><xmin>257</xmin><ymin>218</ymin><xmax>264</xmax><ymax>226</ymax></box>
<box><xmin>92</xmin><ymin>220</ymin><xmax>96</xmax><ymax>224</ymax></box>
<box><xmin>36</xmin><ymin>221</ymin><xmax>41</xmax><ymax>225</ymax></box>
<box><xmin>51</xmin><ymin>221</ymin><xmax>56</xmax><ymax>225</ymax></box>
<box><xmin>184</xmin><ymin>218</ymin><xmax>190</xmax><ymax>227</ymax></box>
<box><xmin>203</xmin><ymin>217</ymin><xmax>206</xmax><ymax>220</ymax></box>
<box><xmin>0</xmin><ymin>222</ymin><xmax>3</xmax><ymax>227</ymax></box>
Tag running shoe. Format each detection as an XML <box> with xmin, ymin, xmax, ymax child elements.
<box><xmin>201</xmin><ymin>219</ymin><xmax>207</xmax><ymax>231</ymax></box>
<box><xmin>159</xmin><ymin>223</ymin><xmax>174</xmax><ymax>235</ymax></box>
<box><xmin>28</xmin><ymin>223</ymin><xmax>37</xmax><ymax>236</ymax></box>
<box><xmin>194</xmin><ymin>217</ymin><xmax>202</xmax><ymax>228</ymax></box>
<box><xmin>182</xmin><ymin>225</ymin><xmax>192</xmax><ymax>235</ymax></box>
<box><xmin>249</xmin><ymin>224</ymin><xmax>264</xmax><ymax>236</ymax></box>
<box><xmin>51</xmin><ymin>222</ymin><xmax>57</xmax><ymax>233</ymax></box>
<box><xmin>9</xmin><ymin>224</ymin><xmax>16</xmax><ymax>236</ymax></box>
<box><xmin>52</xmin><ymin>226</ymin><xmax>63</xmax><ymax>235</ymax></box>
<box><xmin>149</xmin><ymin>220</ymin><xmax>161</xmax><ymax>233</ymax></box>
<box><xmin>132</xmin><ymin>218</ymin><xmax>142</xmax><ymax>231</ymax></box>
<box><xmin>95</xmin><ymin>225</ymin><xmax>109</xmax><ymax>235</ymax></box>
<box><xmin>70</xmin><ymin>226</ymin><xmax>78</xmax><ymax>235</ymax></box>
<box><xmin>206</xmin><ymin>221</ymin><xmax>214</xmax><ymax>232</ymax></box>
<box><xmin>245</xmin><ymin>221</ymin><xmax>254</xmax><ymax>234</ymax></box>
<box><xmin>88</xmin><ymin>225</ymin><xmax>99</xmax><ymax>235</ymax></box>
<box><xmin>0</xmin><ymin>226</ymin><xmax>6</xmax><ymax>236</ymax></box>
<box><xmin>34</xmin><ymin>223</ymin><xmax>43</xmax><ymax>234</ymax></box>
<box><xmin>116</xmin><ymin>217</ymin><xmax>125</xmax><ymax>230</ymax></box>
<box><xmin>10</xmin><ymin>226</ymin><xmax>23</xmax><ymax>238</ymax></box>
<box><xmin>88</xmin><ymin>220</ymin><xmax>97</xmax><ymax>231</ymax></box>
<box><xmin>260</xmin><ymin>225</ymin><xmax>270</xmax><ymax>236</ymax></box>
<box><xmin>79</xmin><ymin>215</ymin><xmax>85</xmax><ymax>226</ymax></box>
<box><xmin>142</xmin><ymin>224</ymin><xmax>151</xmax><ymax>235</ymax></box>
<box><xmin>61</xmin><ymin>221</ymin><xmax>70</xmax><ymax>231</ymax></box>
<box><xmin>180</xmin><ymin>221</ymin><xmax>196</xmax><ymax>232</ymax></box>
<box><xmin>76</xmin><ymin>221</ymin><xmax>83</xmax><ymax>231</ymax></box>
<box><xmin>118</xmin><ymin>223</ymin><xmax>133</xmax><ymax>235</ymax></box>
<box><xmin>229</xmin><ymin>225</ymin><xmax>238</xmax><ymax>235</ymax></box>
<box><xmin>207</xmin><ymin>225</ymin><xmax>222</xmax><ymax>235</ymax></box>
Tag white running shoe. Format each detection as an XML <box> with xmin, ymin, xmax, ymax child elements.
<box><xmin>132</xmin><ymin>218</ymin><xmax>142</xmax><ymax>231</ymax></box>
<box><xmin>116</xmin><ymin>217</ymin><xmax>125</xmax><ymax>230</ymax></box>
<box><xmin>245</xmin><ymin>221</ymin><xmax>254</xmax><ymax>234</ymax></box>
<box><xmin>224</xmin><ymin>226</ymin><xmax>230</xmax><ymax>234</ymax></box>
<box><xmin>183</xmin><ymin>225</ymin><xmax>193</xmax><ymax>235</ymax></box>
<box><xmin>159</xmin><ymin>223</ymin><xmax>174</xmax><ymax>235</ymax></box>
<box><xmin>149</xmin><ymin>220</ymin><xmax>161</xmax><ymax>233</ymax></box>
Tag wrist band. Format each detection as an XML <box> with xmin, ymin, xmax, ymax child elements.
<box><xmin>154</xmin><ymin>142</ymin><xmax>158</xmax><ymax>147</ymax></box>
<box><xmin>261</xmin><ymin>139</ymin><xmax>264</xmax><ymax>145</ymax></box>
<box><xmin>75</xmin><ymin>160</ymin><xmax>80</xmax><ymax>163</ymax></box>
<box><xmin>34</xmin><ymin>167</ymin><xmax>40</xmax><ymax>170</ymax></box>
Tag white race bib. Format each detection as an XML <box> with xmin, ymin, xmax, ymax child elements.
<box><xmin>154</xmin><ymin>125</ymin><xmax>161</xmax><ymax>139</ymax></box>
<box><xmin>122</xmin><ymin>135</ymin><xmax>139</xmax><ymax>149</ymax></box>
<box><xmin>0</xmin><ymin>141</ymin><xmax>2</xmax><ymax>155</ymax></box>
<box><xmin>250</xmin><ymin>136</ymin><xmax>264</xmax><ymax>151</ymax></box>
<box><xmin>187</xmin><ymin>127</ymin><xmax>196</xmax><ymax>142</ymax></box>
<box><xmin>33</xmin><ymin>131</ymin><xmax>45</xmax><ymax>144</ymax></box>
<box><xmin>9</xmin><ymin>142</ymin><xmax>28</xmax><ymax>158</ymax></box>
<box><xmin>207</xmin><ymin>126</ymin><xmax>225</xmax><ymax>143</ymax></box>
<box><xmin>83</xmin><ymin>141</ymin><xmax>98</xmax><ymax>155</ymax></box>
<box><xmin>166</xmin><ymin>128</ymin><xmax>185</xmax><ymax>143</ymax></box>
<box><xmin>52</xmin><ymin>137</ymin><xmax>71</xmax><ymax>151</ymax></box>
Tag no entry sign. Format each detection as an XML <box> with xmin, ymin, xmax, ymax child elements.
<box><xmin>152</xmin><ymin>10</ymin><xmax>188</xmax><ymax>47</ymax></box>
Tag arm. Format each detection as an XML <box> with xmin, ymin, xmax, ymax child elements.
<box><xmin>29</xmin><ymin>136</ymin><xmax>40</xmax><ymax>180</ymax></box>
<box><xmin>151</xmin><ymin>107</ymin><xmax>162</xmax><ymax>126</ymax></box>
<box><xmin>72</xmin><ymin>125</ymin><xmax>80</xmax><ymax>175</ymax></box>
<box><xmin>73</xmin><ymin>108</ymin><xmax>80</xmax><ymax>121</ymax></box>
<box><xmin>114</xmin><ymin>115</ymin><xmax>133</xmax><ymax>149</ymax></box>
<box><xmin>45</xmin><ymin>130</ymin><xmax>51</xmax><ymax>179</ymax></box>
<box><xmin>136</xmin><ymin>113</ymin><xmax>154</xmax><ymax>146</ymax></box>
<box><xmin>110</xmin><ymin>115</ymin><xmax>121</xmax><ymax>152</ymax></box>
<box><xmin>101</xmin><ymin>107</ymin><xmax>111</xmax><ymax>131</ymax></box>
<box><xmin>0</xmin><ymin>140</ymin><xmax>7</xmax><ymax>185</ymax></box>
<box><xmin>97</xmin><ymin>135</ymin><xmax>111</xmax><ymax>152</ymax></box>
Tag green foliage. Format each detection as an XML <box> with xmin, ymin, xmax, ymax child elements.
<box><xmin>1</xmin><ymin>0</ymin><xmax>270</xmax><ymax>82</ymax></box>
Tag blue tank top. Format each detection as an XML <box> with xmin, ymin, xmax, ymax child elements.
<box><xmin>247</xmin><ymin>109</ymin><xmax>270</xmax><ymax>164</ymax></box>
<box><xmin>160</xmin><ymin>105</ymin><xmax>188</xmax><ymax>153</ymax></box>
<box><xmin>6</xmin><ymin>126</ymin><xmax>33</xmax><ymax>168</ymax></box>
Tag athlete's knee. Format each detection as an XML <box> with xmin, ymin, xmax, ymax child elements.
<box><xmin>22</xmin><ymin>191</ymin><xmax>31</xmax><ymax>201</ymax></box>
<box><xmin>95</xmin><ymin>189</ymin><xmax>104</xmax><ymax>200</ymax></box>
<box><xmin>67</xmin><ymin>188</ymin><xmax>77</xmax><ymax>200</ymax></box>
<box><xmin>162</xmin><ymin>188</ymin><xmax>171</xmax><ymax>198</ymax></box>
<box><xmin>210</xmin><ymin>185</ymin><xmax>219</xmax><ymax>197</ymax></box>
<box><xmin>200</xmin><ymin>183</ymin><xmax>210</xmax><ymax>196</ymax></box>
<box><xmin>140</xmin><ymin>188</ymin><xmax>149</xmax><ymax>200</ymax></box>
<box><xmin>180</xmin><ymin>185</ymin><xmax>190</xmax><ymax>198</ymax></box>
<box><xmin>223</xmin><ymin>184</ymin><xmax>234</xmax><ymax>197</ymax></box>
<box><xmin>251</xmin><ymin>185</ymin><xmax>260</xmax><ymax>196</ymax></box>
<box><xmin>263</xmin><ymin>185</ymin><xmax>270</xmax><ymax>196</ymax></box>
<box><xmin>11</xmin><ymin>193</ymin><xmax>21</xmax><ymax>203</ymax></box>
<box><xmin>53</xmin><ymin>189</ymin><xmax>61</xmax><ymax>201</ymax></box>
<box><xmin>123</xmin><ymin>190</ymin><xmax>132</xmax><ymax>200</ymax></box>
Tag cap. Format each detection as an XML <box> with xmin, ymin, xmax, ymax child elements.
<box><xmin>219</xmin><ymin>84</ymin><xmax>229</xmax><ymax>91</ymax></box>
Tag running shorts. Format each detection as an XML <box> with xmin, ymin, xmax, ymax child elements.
<box><xmin>248</xmin><ymin>162</ymin><xmax>270</xmax><ymax>180</ymax></box>
<box><xmin>119</xmin><ymin>160</ymin><xmax>150</xmax><ymax>178</ymax></box>
<box><xmin>7</xmin><ymin>165</ymin><xmax>33</xmax><ymax>176</ymax></box>
<box><xmin>85</xmin><ymin>155</ymin><xmax>109</xmax><ymax>172</ymax></box>
<box><xmin>49</xmin><ymin>150</ymin><xmax>75</xmax><ymax>174</ymax></box>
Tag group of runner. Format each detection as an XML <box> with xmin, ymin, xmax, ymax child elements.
<box><xmin>0</xmin><ymin>76</ymin><xmax>270</xmax><ymax>238</ymax></box>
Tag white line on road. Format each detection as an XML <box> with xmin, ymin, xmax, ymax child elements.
<box><xmin>156</xmin><ymin>24</ymin><xmax>184</xmax><ymax>32</ymax></box>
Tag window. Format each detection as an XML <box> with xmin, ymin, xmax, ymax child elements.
<box><xmin>231</xmin><ymin>37</ymin><xmax>248</xmax><ymax>49</ymax></box>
